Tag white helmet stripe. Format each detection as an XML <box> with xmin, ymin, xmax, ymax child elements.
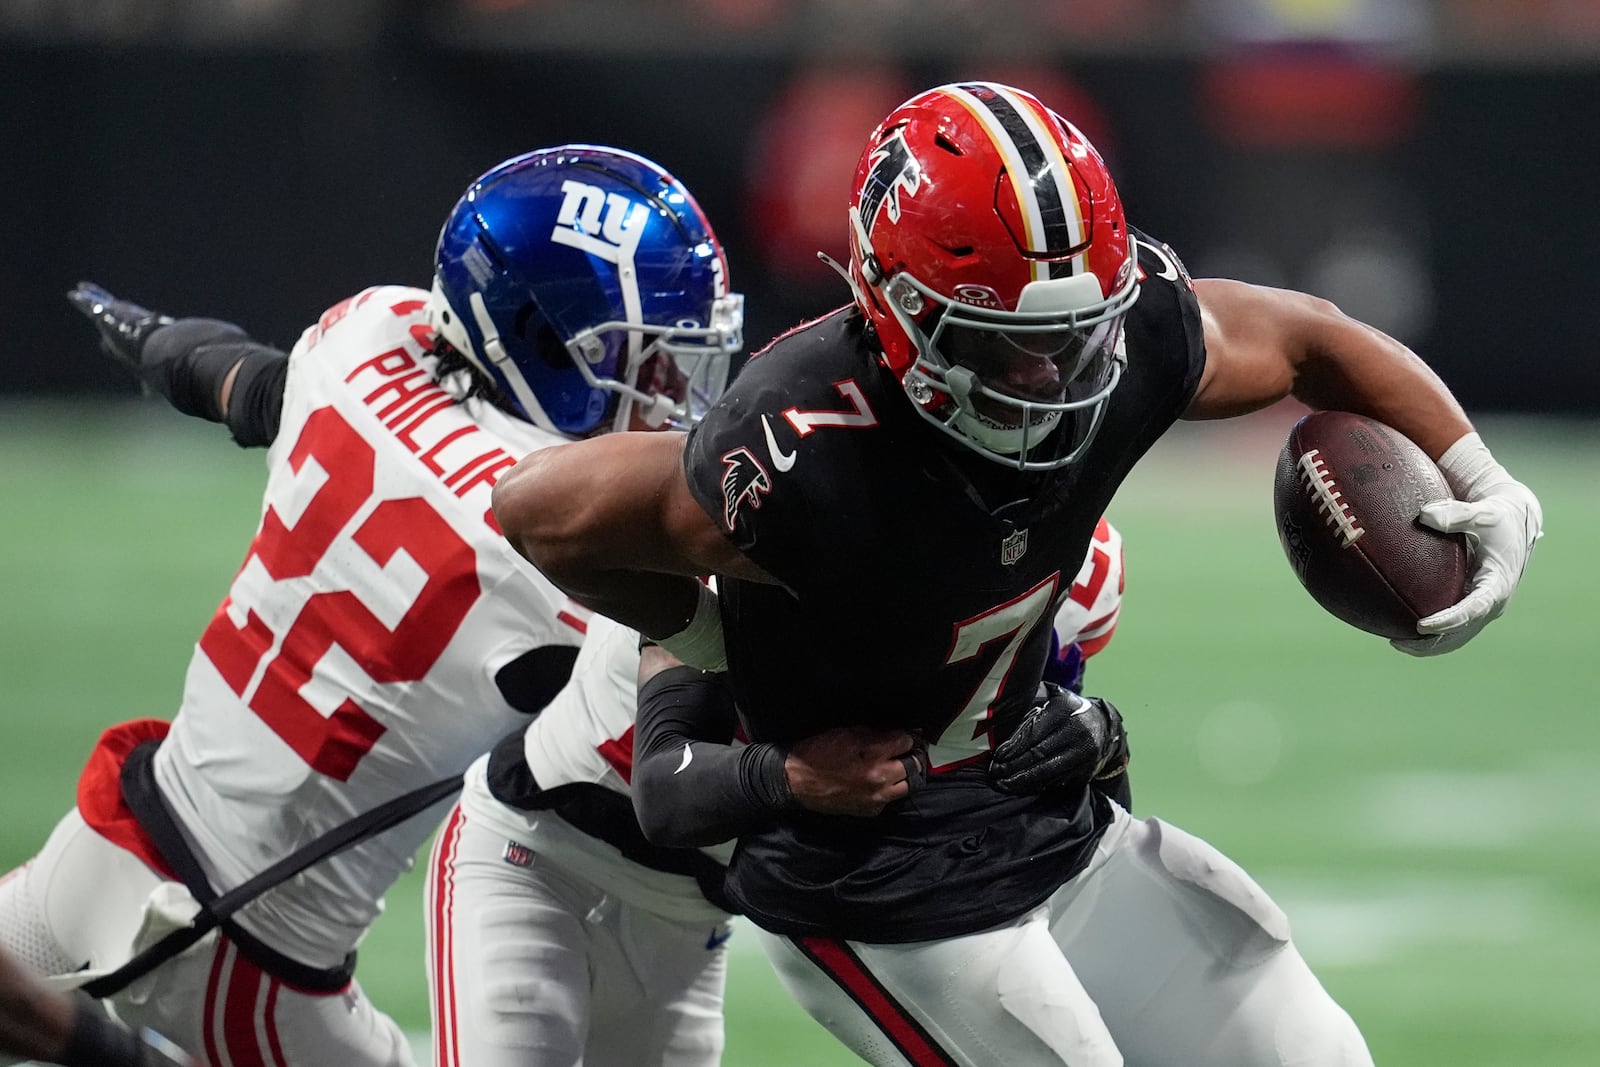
<box><xmin>949</xmin><ymin>84</ymin><xmax>1049</xmax><ymax>283</ymax></box>
<box><xmin>956</xmin><ymin>82</ymin><xmax>1083</xmax><ymax>283</ymax></box>
<box><xmin>987</xmin><ymin>83</ymin><xmax>1086</xmax><ymax>274</ymax></box>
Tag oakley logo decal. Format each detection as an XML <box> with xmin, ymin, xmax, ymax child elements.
<box><xmin>551</xmin><ymin>180</ymin><xmax>649</xmax><ymax>264</ymax></box>
<box><xmin>953</xmin><ymin>283</ymin><xmax>1005</xmax><ymax>310</ymax></box>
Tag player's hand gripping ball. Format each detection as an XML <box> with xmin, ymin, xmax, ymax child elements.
<box><xmin>1273</xmin><ymin>411</ymin><xmax>1469</xmax><ymax>640</ymax></box>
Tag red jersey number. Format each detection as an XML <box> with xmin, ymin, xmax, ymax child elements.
<box><xmin>198</xmin><ymin>406</ymin><xmax>481</xmax><ymax>780</ymax></box>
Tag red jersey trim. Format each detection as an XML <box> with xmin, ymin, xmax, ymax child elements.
<box><xmin>76</xmin><ymin>719</ymin><xmax>180</xmax><ymax>881</ymax></box>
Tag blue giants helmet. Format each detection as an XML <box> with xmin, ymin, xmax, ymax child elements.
<box><xmin>427</xmin><ymin>145</ymin><xmax>744</xmax><ymax>436</ymax></box>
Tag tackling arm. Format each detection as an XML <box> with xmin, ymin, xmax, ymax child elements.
<box><xmin>631</xmin><ymin>647</ymin><xmax>927</xmax><ymax>846</ymax></box>
<box><xmin>67</xmin><ymin>282</ymin><xmax>287</xmax><ymax>447</ymax></box>
<box><xmin>630</xmin><ymin>653</ymin><xmax>793</xmax><ymax>848</ymax></box>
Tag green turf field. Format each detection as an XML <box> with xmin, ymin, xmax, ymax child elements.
<box><xmin>2</xmin><ymin>401</ymin><xmax>1596</xmax><ymax>1066</ymax></box>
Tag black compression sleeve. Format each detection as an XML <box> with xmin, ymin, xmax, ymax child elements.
<box><xmin>632</xmin><ymin>666</ymin><xmax>794</xmax><ymax>848</ymax></box>
<box><xmin>140</xmin><ymin>319</ymin><xmax>288</xmax><ymax>445</ymax></box>
<box><xmin>223</xmin><ymin>348</ymin><xmax>289</xmax><ymax>447</ymax></box>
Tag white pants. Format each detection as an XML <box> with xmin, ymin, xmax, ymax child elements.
<box><xmin>424</xmin><ymin>803</ymin><xmax>729</xmax><ymax>1067</ymax></box>
<box><xmin>0</xmin><ymin>809</ymin><xmax>412</xmax><ymax>1067</ymax></box>
<box><xmin>757</xmin><ymin>804</ymin><xmax>1372</xmax><ymax>1067</ymax></box>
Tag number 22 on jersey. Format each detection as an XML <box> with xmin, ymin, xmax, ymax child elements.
<box><xmin>198</xmin><ymin>406</ymin><xmax>481</xmax><ymax>780</ymax></box>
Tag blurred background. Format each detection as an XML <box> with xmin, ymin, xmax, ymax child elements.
<box><xmin>2</xmin><ymin>1</ymin><xmax>1598</xmax><ymax>1065</ymax></box>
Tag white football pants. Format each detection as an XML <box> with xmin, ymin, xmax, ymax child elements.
<box><xmin>0</xmin><ymin>808</ymin><xmax>412</xmax><ymax>1067</ymax></box>
<box><xmin>424</xmin><ymin>802</ymin><xmax>729</xmax><ymax>1067</ymax></box>
<box><xmin>757</xmin><ymin>803</ymin><xmax>1373</xmax><ymax>1067</ymax></box>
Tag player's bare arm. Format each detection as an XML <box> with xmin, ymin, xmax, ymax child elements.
<box><xmin>1188</xmin><ymin>277</ymin><xmax>1540</xmax><ymax>654</ymax></box>
<box><xmin>493</xmin><ymin>430</ymin><xmax>776</xmax><ymax>646</ymax></box>
<box><xmin>1186</xmin><ymin>278</ymin><xmax>1472</xmax><ymax>459</ymax></box>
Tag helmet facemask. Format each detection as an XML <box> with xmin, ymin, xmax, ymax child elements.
<box><xmin>844</xmin><ymin>83</ymin><xmax>1142</xmax><ymax>472</ymax></box>
<box><xmin>859</xmin><ymin>210</ymin><xmax>1137</xmax><ymax>471</ymax></box>
<box><xmin>565</xmin><ymin>292</ymin><xmax>744</xmax><ymax>432</ymax></box>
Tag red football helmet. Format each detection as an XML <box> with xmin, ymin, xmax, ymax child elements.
<box><xmin>846</xmin><ymin>82</ymin><xmax>1139</xmax><ymax>470</ymax></box>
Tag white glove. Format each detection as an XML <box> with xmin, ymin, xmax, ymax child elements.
<box><xmin>1391</xmin><ymin>432</ymin><xmax>1543</xmax><ymax>656</ymax></box>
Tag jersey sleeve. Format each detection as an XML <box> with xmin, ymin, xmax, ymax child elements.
<box><xmin>1053</xmin><ymin>516</ymin><xmax>1124</xmax><ymax>657</ymax></box>
<box><xmin>680</xmin><ymin>347</ymin><xmax>819</xmax><ymax>591</ymax></box>
<box><xmin>141</xmin><ymin>317</ymin><xmax>288</xmax><ymax>443</ymax></box>
<box><xmin>1128</xmin><ymin>228</ymin><xmax>1208</xmax><ymax>410</ymax></box>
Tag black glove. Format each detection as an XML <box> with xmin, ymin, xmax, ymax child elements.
<box><xmin>59</xmin><ymin>994</ymin><xmax>194</xmax><ymax>1067</ymax></box>
<box><xmin>989</xmin><ymin>683</ymin><xmax>1129</xmax><ymax>796</ymax></box>
<box><xmin>66</xmin><ymin>282</ymin><xmax>176</xmax><ymax>385</ymax></box>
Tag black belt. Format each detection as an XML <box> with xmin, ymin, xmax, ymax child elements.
<box><xmin>83</xmin><ymin>741</ymin><xmax>460</xmax><ymax>998</ymax></box>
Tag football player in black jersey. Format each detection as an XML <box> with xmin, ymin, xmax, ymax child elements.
<box><xmin>493</xmin><ymin>83</ymin><xmax>1542</xmax><ymax>1066</ymax></box>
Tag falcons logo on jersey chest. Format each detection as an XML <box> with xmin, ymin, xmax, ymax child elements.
<box><xmin>719</xmin><ymin>447</ymin><xmax>772</xmax><ymax>531</ymax></box>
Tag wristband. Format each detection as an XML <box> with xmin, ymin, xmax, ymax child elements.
<box><xmin>1435</xmin><ymin>432</ymin><xmax>1513</xmax><ymax>502</ymax></box>
<box><xmin>657</xmin><ymin>582</ymin><xmax>728</xmax><ymax>671</ymax></box>
<box><xmin>738</xmin><ymin>742</ymin><xmax>796</xmax><ymax>812</ymax></box>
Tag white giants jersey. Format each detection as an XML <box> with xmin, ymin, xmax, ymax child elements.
<box><xmin>1053</xmin><ymin>516</ymin><xmax>1124</xmax><ymax>660</ymax></box>
<box><xmin>518</xmin><ymin>613</ymin><xmax>658</xmax><ymax>799</ymax></box>
<box><xmin>154</xmin><ymin>286</ymin><xmax>585</xmax><ymax>968</ymax></box>
<box><xmin>460</xmin><ymin>611</ymin><xmax>735</xmax><ymax>922</ymax></box>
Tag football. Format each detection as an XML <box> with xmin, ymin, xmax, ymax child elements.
<box><xmin>1273</xmin><ymin>411</ymin><xmax>1470</xmax><ymax>639</ymax></box>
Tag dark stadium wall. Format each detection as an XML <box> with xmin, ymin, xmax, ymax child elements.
<box><xmin>3</xmin><ymin>45</ymin><xmax>1595</xmax><ymax>414</ymax></box>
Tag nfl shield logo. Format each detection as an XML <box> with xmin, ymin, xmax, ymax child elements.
<box><xmin>1000</xmin><ymin>528</ymin><xmax>1028</xmax><ymax>566</ymax></box>
<box><xmin>502</xmin><ymin>841</ymin><xmax>535</xmax><ymax>869</ymax></box>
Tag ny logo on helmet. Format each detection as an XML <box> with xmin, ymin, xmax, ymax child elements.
<box><xmin>551</xmin><ymin>180</ymin><xmax>649</xmax><ymax>265</ymax></box>
<box><xmin>859</xmin><ymin>129</ymin><xmax>922</xmax><ymax>235</ymax></box>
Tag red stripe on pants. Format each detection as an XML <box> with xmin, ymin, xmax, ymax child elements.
<box><xmin>429</xmin><ymin>805</ymin><xmax>466</xmax><ymax>1067</ymax></box>
<box><xmin>796</xmin><ymin>936</ymin><xmax>958</xmax><ymax>1067</ymax></box>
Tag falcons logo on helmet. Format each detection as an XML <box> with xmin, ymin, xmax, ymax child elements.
<box><xmin>719</xmin><ymin>447</ymin><xmax>772</xmax><ymax>531</ymax></box>
<box><xmin>858</xmin><ymin>129</ymin><xmax>922</xmax><ymax>233</ymax></box>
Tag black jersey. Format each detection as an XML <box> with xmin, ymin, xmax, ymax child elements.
<box><xmin>681</xmin><ymin>233</ymin><xmax>1206</xmax><ymax>941</ymax></box>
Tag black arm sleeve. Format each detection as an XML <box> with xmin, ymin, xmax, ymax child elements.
<box><xmin>141</xmin><ymin>318</ymin><xmax>289</xmax><ymax>447</ymax></box>
<box><xmin>632</xmin><ymin>666</ymin><xmax>795</xmax><ymax>848</ymax></box>
<box><xmin>223</xmin><ymin>348</ymin><xmax>288</xmax><ymax>448</ymax></box>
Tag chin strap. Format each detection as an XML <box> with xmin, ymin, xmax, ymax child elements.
<box><xmin>816</xmin><ymin>250</ymin><xmax>863</xmax><ymax>305</ymax></box>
